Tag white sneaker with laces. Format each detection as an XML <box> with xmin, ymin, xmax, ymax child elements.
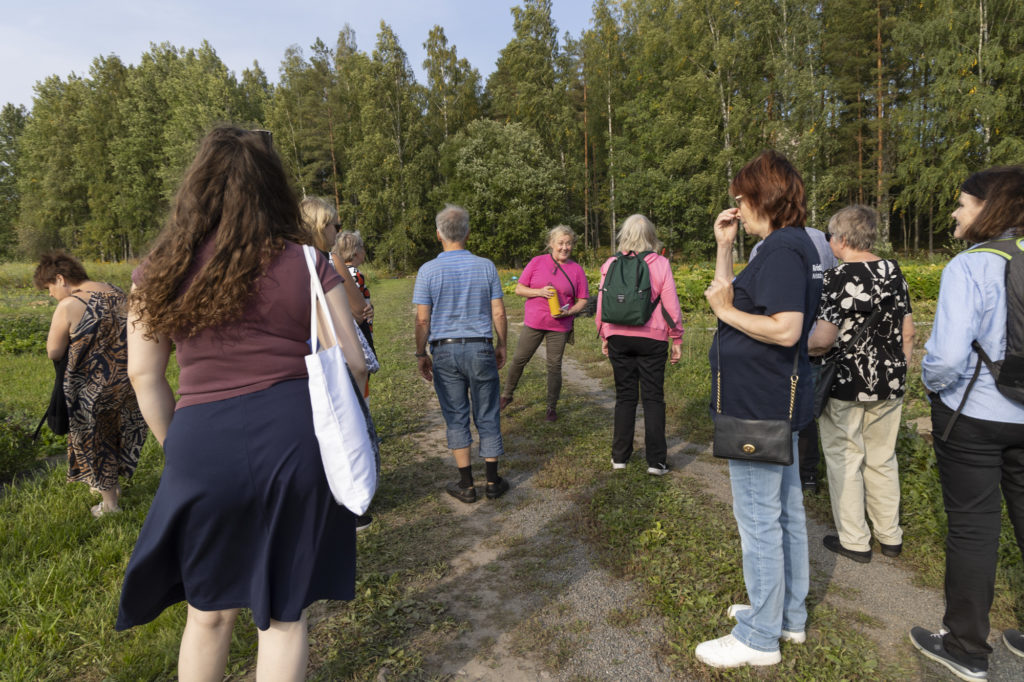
<box><xmin>611</xmin><ymin>459</ymin><xmax>626</xmax><ymax>470</ymax></box>
<box><xmin>647</xmin><ymin>463</ymin><xmax>669</xmax><ymax>476</ymax></box>
<box><xmin>695</xmin><ymin>634</ymin><xmax>781</xmax><ymax>668</ymax></box>
<box><xmin>727</xmin><ymin>604</ymin><xmax>806</xmax><ymax>644</ymax></box>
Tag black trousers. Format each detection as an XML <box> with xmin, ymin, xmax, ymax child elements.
<box><xmin>608</xmin><ymin>335</ymin><xmax>668</xmax><ymax>467</ymax></box>
<box><xmin>798</xmin><ymin>363</ymin><xmax>824</xmax><ymax>483</ymax></box>
<box><xmin>931</xmin><ymin>399</ymin><xmax>1024</xmax><ymax>671</ymax></box>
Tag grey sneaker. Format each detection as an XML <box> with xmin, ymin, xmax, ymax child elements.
<box><xmin>1004</xmin><ymin>629</ymin><xmax>1024</xmax><ymax>658</ymax></box>
<box><xmin>647</xmin><ymin>463</ymin><xmax>669</xmax><ymax>476</ymax></box>
<box><xmin>910</xmin><ymin>627</ymin><xmax>987</xmax><ymax>680</ymax></box>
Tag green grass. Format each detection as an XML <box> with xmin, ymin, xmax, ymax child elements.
<box><xmin>0</xmin><ymin>257</ymin><xmax>1021</xmax><ymax>679</ymax></box>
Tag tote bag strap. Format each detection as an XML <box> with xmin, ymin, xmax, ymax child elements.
<box><xmin>304</xmin><ymin>245</ymin><xmax>340</xmax><ymax>352</ymax></box>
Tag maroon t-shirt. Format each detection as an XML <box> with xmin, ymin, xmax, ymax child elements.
<box><xmin>133</xmin><ymin>240</ymin><xmax>342</xmax><ymax>409</ymax></box>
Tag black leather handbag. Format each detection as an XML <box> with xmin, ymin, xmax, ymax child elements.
<box><xmin>712</xmin><ymin>327</ymin><xmax>797</xmax><ymax>466</ymax></box>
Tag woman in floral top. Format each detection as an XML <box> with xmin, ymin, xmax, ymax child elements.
<box><xmin>809</xmin><ymin>205</ymin><xmax>915</xmax><ymax>564</ymax></box>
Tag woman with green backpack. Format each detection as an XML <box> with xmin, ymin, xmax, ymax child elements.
<box><xmin>595</xmin><ymin>214</ymin><xmax>683</xmax><ymax>475</ymax></box>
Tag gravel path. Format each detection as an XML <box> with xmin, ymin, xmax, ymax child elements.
<box><xmin>412</xmin><ymin>339</ymin><xmax>1024</xmax><ymax>681</ymax></box>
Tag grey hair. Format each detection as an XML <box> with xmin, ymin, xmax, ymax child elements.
<box><xmin>334</xmin><ymin>230</ymin><xmax>365</xmax><ymax>263</ymax></box>
<box><xmin>545</xmin><ymin>224</ymin><xmax>576</xmax><ymax>252</ymax></box>
<box><xmin>436</xmin><ymin>204</ymin><xmax>470</xmax><ymax>243</ymax></box>
<box><xmin>828</xmin><ymin>205</ymin><xmax>878</xmax><ymax>252</ymax></box>
<box><xmin>616</xmin><ymin>214</ymin><xmax>661</xmax><ymax>254</ymax></box>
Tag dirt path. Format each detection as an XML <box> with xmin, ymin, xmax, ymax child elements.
<box><xmin>404</xmin><ymin>339</ymin><xmax>1024</xmax><ymax>680</ymax></box>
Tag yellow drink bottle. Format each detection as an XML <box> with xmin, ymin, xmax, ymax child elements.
<box><xmin>546</xmin><ymin>286</ymin><xmax>561</xmax><ymax>316</ymax></box>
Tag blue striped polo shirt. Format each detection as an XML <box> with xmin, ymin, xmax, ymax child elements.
<box><xmin>413</xmin><ymin>249</ymin><xmax>503</xmax><ymax>342</ymax></box>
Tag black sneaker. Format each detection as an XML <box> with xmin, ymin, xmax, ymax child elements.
<box><xmin>485</xmin><ymin>477</ymin><xmax>510</xmax><ymax>500</ymax></box>
<box><xmin>801</xmin><ymin>474</ymin><xmax>818</xmax><ymax>493</ymax></box>
<box><xmin>823</xmin><ymin>535</ymin><xmax>872</xmax><ymax>563</ymax></box>
<box><xmin>445</xmin><ymin>481</ymin><xmax>477</xmax><ymax>504</ymax></box>
<box><xmin>355</xmin><ymin>514</ymin><xmax>373</xmax><ymax>532</ymax></box>
<box><xmin>910</xmin><ymin>627</ymin><xmax>987</xmax><ymax>680</ymax></box>
<box><xmin>879</xmin><ymin>541</ymin><xmax>902</xmax><ymax>557</ymax></box>
<box><xmin>1004</xmin><ymin>629</ymin><xmax>1024</xmax><ymax>658</ymax></box>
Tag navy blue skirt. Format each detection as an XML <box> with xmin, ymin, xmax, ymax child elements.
<box><xmin>116</xmin><ymin>379</ymin><xmax>355</xmax><ymax>630</ymax></box>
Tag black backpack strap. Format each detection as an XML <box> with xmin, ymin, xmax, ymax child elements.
<box><xmin>939</xmin><ymin>345</ymin><xmax>985</xmax><ymax>442</ymax></box>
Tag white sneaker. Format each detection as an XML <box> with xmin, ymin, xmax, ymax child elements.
<box><xmin>695</xmin><ymin>634</ymin><xmax>781</xmax><ymax>668</ymax></box>
<box><xmin>727</xmin><ymin>604</ymin><xmax>806</xmax><ymax>644</ymax></box>
<box><xmin>647</xmin><ymin>463</ymin><xmax>669</xmax><ymax>476</ymax></box>
<box><xmin>611</xmin><ymin>460</ymin><xmax>626</xmax><ymax>470</ymax></box>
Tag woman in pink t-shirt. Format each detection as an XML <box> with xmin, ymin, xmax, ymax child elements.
<box><xmin>500</xmin><ymin>225</ymin><xmax>590</xmax><ymax>421</ymax></box>
<box><xmin>596</xmin><ymin>215</ymin><xmax>683</xmax><ymax>474</ymax></box>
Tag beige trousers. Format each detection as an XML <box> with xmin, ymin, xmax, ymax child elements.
<box><xmin>819</xmin><ymin>397</ymin><xmax>904</xmax><ymax>551</ymax></box>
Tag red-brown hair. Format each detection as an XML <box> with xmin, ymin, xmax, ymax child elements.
<box><xmin>729</xmin><ymin>150</ymin><xmax>807</xmax><ymax>232</ymax></box>
<box><xmin>959</xmin><ymin>166</ymin><xmax>1024</xmax><ymax>243</ymax></box>
<box><xmin>34</xmin><ymin>250</ymin><xmax>89</xmax><ymax>289</ymax></box>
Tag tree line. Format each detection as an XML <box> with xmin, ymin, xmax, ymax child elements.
<box><xmin>2</xmin><ymin>0</ymin><xmax>1022</xmax><ymax>269</ymax></box>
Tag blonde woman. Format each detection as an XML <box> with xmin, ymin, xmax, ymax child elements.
<box><xmin>595</xmin><ymin>215</ymin><xmax>683</xmax><ymax>473</ymax></box>
<box><xmin>501</xmin><ymin>225</ymin><xmax>589</xmax><ymax>421</ymax></box>
<box><xmin>298</xmin><ymin>197</ymin><xmax>369</xmax><ymax>324</ymax></box>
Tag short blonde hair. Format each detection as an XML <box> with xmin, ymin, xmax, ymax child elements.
<box><xmin>299</xmin><ymin>196</ymin><xmax>338</xmax><ymax>252</ymax></box>
<box><xmin>616</xmin><ymin>214</ymin><xmax>661</xmax><ymax>254</ymax></box>
<box><xmin>828</xmin><ymin>205</ymin><xmax>878</xmax><ymax>252</ymax></box>
<box><xmin>334</xmin><ymin>230</ymin><xmax>365</xmax><ymax>263</ymax></box>
<box><xmin>545</xmin><ymin>225</ymin><xmax>576</xmax><ymax>252</ymax></box>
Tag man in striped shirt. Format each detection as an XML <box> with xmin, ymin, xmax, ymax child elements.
<box><xmin>413</xmin><ymin>204</ymin><xmax>510</xmax><ymax>503</ymax></box>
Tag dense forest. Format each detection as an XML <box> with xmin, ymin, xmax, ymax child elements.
<box><xmin>1</xmin><ymin>0</ymin><xmax>1023</xmax><ymax>269</ymax></box>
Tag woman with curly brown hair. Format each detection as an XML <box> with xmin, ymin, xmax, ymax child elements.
<box><xmin>34</xmin><ymin>251</ymin><xmax>147</xmax><ymax>517</ymax></box>
<box><xmin>116</xmin><ymin>127</ymin><xmax>367</xmax><ymax>681</ymax></box>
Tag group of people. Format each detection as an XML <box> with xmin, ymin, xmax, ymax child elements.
<box><xmin>29</xmin><ymin>126</ymin><xmax>1024</xmax><ymax>681</ymax></box>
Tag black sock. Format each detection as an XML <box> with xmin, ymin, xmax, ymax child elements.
<box><xmin>485</xmin><ymin>460</ymin><xmax>499</xmax><ymax>484</ymax></box>
<box><xmin>458</xmin><ymin>465</ymin><xmax>474</xmax><ymax>489</ymax></box>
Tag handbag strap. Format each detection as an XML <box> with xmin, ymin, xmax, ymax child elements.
<box><xmin>715</xmin><ymin>321</ymin><xmax>799</xmax><ymax>422</ymax></box>
<box><xmin>551</xmin><ymin>254</ymin><xmax>576</xmax><ymax>300</ymax></box>
<box><xmin>833</xmin><ymin>305</ymin><xmax>885</xmax><ymax>358</ymax></box>
<box><xmin>304</xmin><ymin>245</ymin><xmax>340</xmax><ymax>352</ymax></box>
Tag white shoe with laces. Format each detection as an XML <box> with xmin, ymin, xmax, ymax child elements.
<box><xmin>695</xmin><ymin>634</ymin><xmax>781</xmax><ymax>668</ymax></box>
<box><xmin>611</xmin><ymin>459</ymin><xmax>626</xmax><ymax>470</ymax></box>
<box><xmin>727</xmin><ymin>604</ymin><xmax>806</xmax><ymax>644</ymax></box>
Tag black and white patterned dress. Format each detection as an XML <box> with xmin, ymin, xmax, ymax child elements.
<box><xmin>818</xmin><ymin>260</ymin><xmax>912</xmax><ymax>401</ymax></box>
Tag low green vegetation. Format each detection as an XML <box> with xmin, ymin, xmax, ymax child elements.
<box><xmin>0</xmin><ymin>258</ymin><xmax>1020</xmax><ymax>680</ymax></box>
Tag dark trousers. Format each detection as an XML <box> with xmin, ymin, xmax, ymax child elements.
<box><xmin>798</xmin><ymin>363</ymin><xmax>825</xmax><ymax>483</ymax></box>
<box><xmin>608</xmin><ymin>335</ymin><xmax>668</xmax><ymax>467</ymax></box>
<box><xmin>503</xmin><ymin>325</ymin><xmax>569</xmax><ymax>410</ymax></box>
<box><xmin>931</xmin><ymin>399</ymin><xmax>1024</xmax><ymax>671</ymax></box>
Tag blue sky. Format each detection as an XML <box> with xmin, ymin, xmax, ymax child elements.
<box><xmin>1</xmin><ymin>0</ymin><xmax>597</xmax><ymax>110</ymax></box>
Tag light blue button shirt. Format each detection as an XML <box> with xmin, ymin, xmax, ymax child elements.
<box><xmin>922</xmin><ymin>241</ymin><xmax>1024</xmax><ymax>424</ymax></box>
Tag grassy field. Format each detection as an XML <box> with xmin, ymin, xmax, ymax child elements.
<box><xmin>0</xmin><ymin>257</ymin><xmax>1021</xmax><ymax>680</ymax></box>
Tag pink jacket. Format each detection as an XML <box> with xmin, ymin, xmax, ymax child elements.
<box><xmin>595</xmin><ymin>252</ymin><xmax>684</xmax><ymax>344</ymax></box>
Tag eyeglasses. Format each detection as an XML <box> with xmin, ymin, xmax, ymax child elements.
<box><xmin>825</xmin><ymin>232</ymin><xmax>832</xmax><ymax>241</ymax></box>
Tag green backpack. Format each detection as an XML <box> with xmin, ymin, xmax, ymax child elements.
<box><xmin>600</xmin><ymin>251</ymin><xmax>677</xmax><ymax>328</ymax></box>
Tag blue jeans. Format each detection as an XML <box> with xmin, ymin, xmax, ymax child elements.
<box><xmin>431</xmin><ymin>341</ymin><xmax>504</xmax><ymax>459</ymax></box>
<box><xmin>728</xmin><ymin>432</ymin><xmax>809</xmax><ymax>652</ymax></box>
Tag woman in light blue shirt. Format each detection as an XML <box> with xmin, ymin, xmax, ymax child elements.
<box><xmin>910</xmin><ymin>166</ymin><xmax>1024</xmax><ymax>681</ymax></box>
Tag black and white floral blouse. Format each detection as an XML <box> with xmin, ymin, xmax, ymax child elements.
<box><xmin>818</xmin><ymin>260</ymin><xmax>912</xmax><ymax>401</ymax></box>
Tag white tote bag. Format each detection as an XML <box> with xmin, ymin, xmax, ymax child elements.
<box><xmin>303</xmin><ymin>245</ymin><xmax>377</xmax><ymax>514</ymax></box>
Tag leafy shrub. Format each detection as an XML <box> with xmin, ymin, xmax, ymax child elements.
<box><xmin>0</xmin><ymin>415</ymin><xmax>37</xmax><ymax>481</ymax></box>
<box><xmin>901</xmin><ymin>263</ymin><xmax>943</xmax><ymax>301</ymax></box>
<box><xmin>0</xmin><ymin>314</ymin><xmax>50</xmax><ymax>354</ymax></box>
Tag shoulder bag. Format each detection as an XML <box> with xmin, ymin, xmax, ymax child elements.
<box><xmin>813</xmin><ymin>306</ymin><xmax>884</xmax><ymax>418</ymax></box>
<box><xmin>304</xmin><ymin>245</ymin><xmax>379</xmax><ymax>515</ymax></box>
<box><xmin>712</xmin><ymin>324</ymin><xmax>797</xmax><ymax>465</ymax></box>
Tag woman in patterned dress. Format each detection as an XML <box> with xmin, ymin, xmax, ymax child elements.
<box><xmin>808</xmin><ymin>205</ymin><xmax>915</xmax><ymax>563</ymax></box>
<box><xmin>34</xmin><ymin>251</ymin><xmax>147</xmax><ymax>517</ymax></box>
